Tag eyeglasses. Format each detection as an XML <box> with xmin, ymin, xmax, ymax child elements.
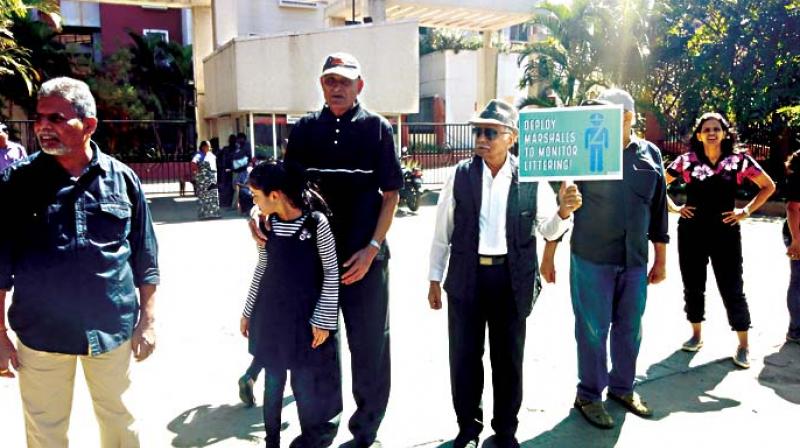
<box><xmin>32</xmin><ymin>113</ymin><xmax>76</xmax><ymax>125</ymax></box>
<box><xmin>472</xmin><ymin>127</ymin><xmax>510</xmax><ymax>141</ymax></box>
<box><xmin>322</xmin><ymin>76</ymin><xmax>355</xmax><ymax>88</ymax></box>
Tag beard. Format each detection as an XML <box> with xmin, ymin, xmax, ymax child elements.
<box><xmin>37</xmin><ymin>136</ymin><xmax>70</xmax><ymax>156</ymax></box>
<box><xmin>40</xmin><ymin>145</ymin><xmax>70</xmax><ymax>156</ymax></box>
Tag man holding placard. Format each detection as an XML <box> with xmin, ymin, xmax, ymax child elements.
<box><xmin>566</xmin><ymin>89</ymin><xmax>669</xmax><ymax>428</ymax></box>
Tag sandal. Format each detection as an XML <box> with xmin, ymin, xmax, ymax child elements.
<box><xmin>608</xmin><ymin>392</ymin><xmax>653</xmax><ymax>417</ymax></box>
<box><xmin>574</xmin><ymin>397</ymin><xmax>615</xmax><ymax>429</ymax></box>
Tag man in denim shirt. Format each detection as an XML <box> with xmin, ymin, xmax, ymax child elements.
<box><xmin>0</xmin><ymin>77</ymin><xmax>159</xmax><ymax>447</ymax></box>
<box><xmin>569</xmin><ymin>88</ymin><xmax>668</xmax><ymax>429</ymax></box>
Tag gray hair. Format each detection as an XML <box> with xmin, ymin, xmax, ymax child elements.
<box><xmin>38</xmin><ymin>77</ymin><xmax>97</xmax><ymax>118</ymax></box>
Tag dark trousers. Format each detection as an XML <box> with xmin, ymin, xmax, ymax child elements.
<box><xmin>570</xmin><ymin>254</ymin><xmax>647</xmax><ymax>402</ymax></box>
<box><xmin>262</xmin><ymin>350</ymin><xmax>342</xmax><ymax>448</ymax></box>
<box><xmin>245</xmin><ymin>357</ymin><xmax>263</xmax><ymax>381</ymax></box>
<box><xmin>787</xmin><ymin>260</ymin><xmax>800</xmax><ymax>339</ymax></box>
<box><xmin>447</xmin><ymin>262</ymin><xmax>526</xmax><ymax>439</ymax></box>
<box><xmin>340</xmin><ymin>259</ymin><xmax>391</xmax><ymax>443</ymax></box>
<box><xmin>678</xmin><ymin>222</ymin><xmax>751</xmax><ymax>331</ymax></box>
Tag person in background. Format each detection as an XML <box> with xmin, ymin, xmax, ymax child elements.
<box><xmin>191</xmin><ymin>140</ymin><xmax>222</xmax><ymax>220</ymax></box>
<box><xmin>0</xmin><ymin>121</ymin><xmax>27</xmax><ymax>172</ymax></box>
<box><xmin>784</xmin><ymin>150</ymin><xmax>800</xmax><ymax>345</ymax></box>
<box><xmin>231</xmin><ymin>133</ymin><xmax>252</xmax><ymax>210</ymax></box>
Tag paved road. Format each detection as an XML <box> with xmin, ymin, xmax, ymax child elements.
<box><xmin>1</xmin><ymin>194</ymin><xmax>797</xmax><ymax>447</ymax></box>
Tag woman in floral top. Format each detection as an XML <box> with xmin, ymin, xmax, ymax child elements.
<box><xmin>665</xmin><ymin>112</ymin><xmax>775</xmax><ymax>369</ymax></box>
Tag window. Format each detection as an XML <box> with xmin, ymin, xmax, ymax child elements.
<box><xmin>143</xmin><ymin>29</ymin><xmax>169</xmax><ymax>43</ymax></box>
<box><xmin>55</xmin><ymin>27</ymin><xmax>99</xmax><ymax>71</ymax></box>
<box><xmin>509</xmin><ymin>24</ymin><xmax>531</xmax><ymax>43</ymax></box>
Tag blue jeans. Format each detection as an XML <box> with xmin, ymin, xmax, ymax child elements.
<box><xmin>570</xmin><ymin>254</ymin><xmax>648</xmax><ymax>402</ymax></box>
<box><xmin>787</xmin><ymin>260</ymin><xmax>800</xmax><ymax>339</ymax></box>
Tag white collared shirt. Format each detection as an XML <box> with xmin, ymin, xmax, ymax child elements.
<box><xmin>428</xmin><ymin>156</ymin><xmax>573</xmax><ymax>282</ymax></box>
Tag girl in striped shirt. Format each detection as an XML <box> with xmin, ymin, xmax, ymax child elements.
<box><xmin>239</xmin><ymin>160</ymin><xmax>342</xmax><ymax>448</ymax></box>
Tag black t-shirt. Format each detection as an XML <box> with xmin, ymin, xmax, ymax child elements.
<box><xmin>666</xmin><ymin>150</ymin><xmax>764</xmax><ymax>225</ymax></box>
<box><xmin>285</xmin><ymin>104</ymin><xmax>403</xmax><ymax>260</ymax></box>
<box><xmin>784</xmin><ymin>166</ymin><xmax>800</xmax><ymax>245</ymax></box>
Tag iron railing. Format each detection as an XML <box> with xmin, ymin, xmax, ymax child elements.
<box><xmin>403</xmin><ymin>122</ymin><xmax>473</xmax><ymax>184</ymax></box>
<box><xmin>5</xmin><ymin>119</ymin><xmax>197</xmax><ymax>194</ymax></box>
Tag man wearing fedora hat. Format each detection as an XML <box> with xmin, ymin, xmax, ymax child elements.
<box><xmin>249</xmin><ymin>52</ymin><xmax>402</xmax><ymax>447</ymax></box>
<box><xmin>428</xmin><ymin>99</ymin><xmax>582</xmax><ymax>448</ymax></box>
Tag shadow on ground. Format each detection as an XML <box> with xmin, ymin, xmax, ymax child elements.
<box><xmin>519</xmin><ymin>350</ymin><xmax>739</xmax><ymax>447</ymax></box>
<box><xmin>635</xmin><ymin>349</ymin><xmax>739</xmax><ymax>421</ymax></box>
<box><xmin>148</xmin><ymin>195</ymin><xmax>247</xmax><ymax>225</ymax></box>
<box><xmin>168</xmin><ymin>396</ymin><xmax>295</xmax><ymax>447</ymax></box>
<box><xmin>520</xmin><ymin>409</ymin><xmax>626</xmax><ymax>448</ymax></box>
<box><xmin>758</xmin><ymin>342</ymin><xmax>800</xmax><ymax>404</ymax></box>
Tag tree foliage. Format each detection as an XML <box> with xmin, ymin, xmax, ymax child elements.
<box><xmin>0</xmin><ymin>0</ymin><xmax>60</xmax><ymax>100</ymax></box>
<box><xmin>517</xmin><ymin>0</ymin><xmax>652</xmax><ymax>108</ymax></box>
<box><xmin>647</xmin><ymin>0</ymin><xmax>800</xmax><ymax>138</ymax></box>
<box><xmin>419</xmin><ymin>28</ymin><xmax>483</xmax><ymax>55</ymax></box>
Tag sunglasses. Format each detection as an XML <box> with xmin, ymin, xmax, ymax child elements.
<box><xmin>472</xmin><ymin>127</ymin><xmax>510</xmax><ymax>141</ymax></box>
<box><xmin>32</xmin><ymin>113</ymin><xmax>77</xmax><ymax>125</ymax></box>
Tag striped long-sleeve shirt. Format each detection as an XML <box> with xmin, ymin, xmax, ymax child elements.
<box><xmin>242</xmin><ymin>211</ymin><xmax>339</xmax><ymax>331</ymax></box>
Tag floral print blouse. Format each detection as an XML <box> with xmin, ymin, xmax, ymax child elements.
<box><xmin>666</xmin><ymin>151</ymin><xmax>764</xmax><ymax>224</ymax></box>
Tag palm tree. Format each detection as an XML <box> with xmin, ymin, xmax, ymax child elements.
<box><xmin>0</xmin><ymin>0</ymin><xmax>60</xmax><ymax>99</ymax></box>
<box><xmin>517</xmin><ymin>0</ymin><xmax>654</xmax><ymax>109</ymax></box>
<box><xmin>517</xmin><ymin>0</ymin><xmax>611</xmax><ymax>107</ymax></box>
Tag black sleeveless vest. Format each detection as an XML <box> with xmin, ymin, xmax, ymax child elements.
<box><xmin>443</xmin><ymin>155</ymin><xmax>542</xmax><ymax>317</ymax></box>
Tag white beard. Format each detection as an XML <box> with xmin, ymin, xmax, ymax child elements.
<box><xmin>40</xmin><ymin>145</ymin><xmax>70</xmax><ymax>156</ymax></box>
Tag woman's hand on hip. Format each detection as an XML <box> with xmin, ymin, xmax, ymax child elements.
<box><xmin>721</xmin><ymin>208</ymin><xmax>748</xmax><ymax>225</ymax></box>
<box><xmin>678</xmin><ymin>205</ymin><xmax>696</xmax><ymax>219</ymax></box>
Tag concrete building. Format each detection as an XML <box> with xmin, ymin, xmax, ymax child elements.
<box><xmin>56</xmin><ymin>0</ymin><xmax>190</xmax><ymax>62</ymax></box>
<box><xmin>44</xmin><ymin>1</ymin><xmax>546</xmax><ymax>153</ymax></box>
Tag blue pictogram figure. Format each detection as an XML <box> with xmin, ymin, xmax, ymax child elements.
<box><xmin>584</xmin><ymin>113</ymin><xmax>609</xmax><ymax>172</ymax></box>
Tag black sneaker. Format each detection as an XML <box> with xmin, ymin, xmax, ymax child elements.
<box><xmin>681</xmin><ymin>336</ymin><xmax>704</xmax><ymax>352</ymax></box>
<box><xmin>238</xmin><ymin>374</ymin><xmax>256</xmax><ymax>407</ymax></box>
<box><xmin>732</xmin><ymin>347</ymin><xmax>750</xmax><ymax>369</ymax></box>
<box><xmin>453</xmin><ymin>435</ymin><xmax>478</xmax><ymax>448</ymax></box>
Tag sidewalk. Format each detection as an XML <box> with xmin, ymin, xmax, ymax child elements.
<box><xmin>1</xmin><ymin>195</ymin><xmax>797</xmax><ymax>447</ymax></box>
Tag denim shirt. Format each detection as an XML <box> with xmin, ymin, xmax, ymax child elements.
<box><xmin>0</xmin><ymin>143</ymin><xmax>160</xmax><ymax>355</ymax></box>
<box><xmin>571</xmin><ymin>137</ymin><xmax>670</xmax><ymax>267</ymax></box>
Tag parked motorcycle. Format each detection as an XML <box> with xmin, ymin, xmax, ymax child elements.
<box><xmin>400</xmin><ymin>156</ymin><xmax>424</xmax><ymax>211</ymax></box>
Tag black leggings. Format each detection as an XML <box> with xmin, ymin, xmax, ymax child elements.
<box><xmin>677</xmin><ymin>221</ymin><xmax>751</xmax><ymax>331</ymax></box>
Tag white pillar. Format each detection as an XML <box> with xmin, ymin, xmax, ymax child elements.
<box><xmin>477</xmin><ymin>31</ymin><xmax>499</xmax><ymax>108</ymax></box>
<box><xmin>271</xmin><ymin>113</ymin><xmax>278</xmax><ymax>160</ymax></box>
<box><xmin>368</xmin><ymin>0</ymin><xmax>386</xmax><ymax>23</ymax></box>
<box><xmin>248</xmin><ymin>112</ymin><xmax>255</xmax><ymax>158</ymax></box>
<box><xmin>396</xmin><ymin>114</ymin><xmax>402</xmax><ymax>158</ymax></box>
<box><xmin>191</xmin><ymin>5</ymin><xmax>213</xmax><ymax>140</ymax></box>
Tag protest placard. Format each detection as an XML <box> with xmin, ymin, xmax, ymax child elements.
<box><xmin>519</xmin><ymin>105</ymin><xmax>623</xmax><ymax>181</ymax></box>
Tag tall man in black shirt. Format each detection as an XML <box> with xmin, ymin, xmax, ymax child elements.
<box><xmin>253</xmin><ymin>52</ymin><xmax>402</xmax><ymax>447</ymax></box>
